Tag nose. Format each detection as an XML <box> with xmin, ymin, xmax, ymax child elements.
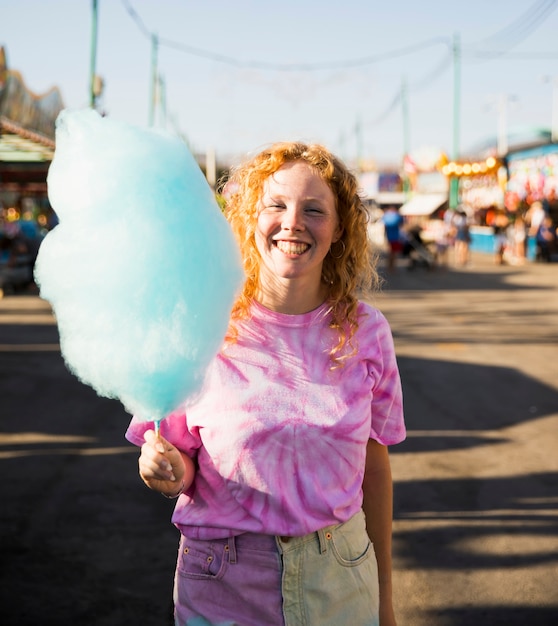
<box><xmin>281</xmin><ymin>205</ymin><xmax>305</xmax><ymax>232</ymax></box>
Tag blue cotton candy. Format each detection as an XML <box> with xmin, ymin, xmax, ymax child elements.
<box><xmin>35</xmin><ymin>109</ymin><xmax>244</xmax><ymax>422</ymax></box>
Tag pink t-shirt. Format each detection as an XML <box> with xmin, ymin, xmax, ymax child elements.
<box><xmin>126</xmin><ymin>300</ymin><xmax>405</xmax><ymax>539</ymax></box>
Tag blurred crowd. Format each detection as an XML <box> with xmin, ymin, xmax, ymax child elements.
<box><xmin>0</xmin><ymin>202</ymin><xmax>56</xmax><ymax>297</ymax></box>
<box><xmin>378</xmin><ymin>199</ymin><xmax>558</xmax><ymax>272</ymax></box>
<box><xmin>486</xmin><ymin>200</ymin><xmax>557</xmax><ymax>265</ymax></box>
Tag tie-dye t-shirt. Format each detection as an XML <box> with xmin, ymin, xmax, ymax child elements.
<box><xmin>126</xmin><ymin>299</ymin><xmax>405</xmax><ymax>539</ymax></box>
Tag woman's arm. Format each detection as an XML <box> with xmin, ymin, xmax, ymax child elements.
<box><xmin>362</xmin><ymin>438</ymin><xmax>397</xmax><ymax>626</ymax></box>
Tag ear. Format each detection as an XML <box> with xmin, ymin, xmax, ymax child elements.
<box><xmin>332</xmin><ymin>224</ymin><xmax>344</xmax><ymax>243</ymax></box>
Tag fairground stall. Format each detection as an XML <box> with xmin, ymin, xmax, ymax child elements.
<box><xmin>505</xmin><ymin>142</ymin><xmax>558</xmax><ymax>223</ymax></box>
<box><xmin>0</xmin><ymin>46</ymin><xmax>62</xmax><ymax>294</ymax></box>
<box><xmin>0</xmin><ymin>45</ymin><xmax>62</xmax><ymax>233</ymax></box>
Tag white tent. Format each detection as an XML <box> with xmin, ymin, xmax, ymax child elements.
<box><xmin>399</xmin><ymin>193</ymin><xmax>448</xmax><ymax>217</ymax></box>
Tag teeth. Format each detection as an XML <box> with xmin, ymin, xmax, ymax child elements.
<box><xmin>276</xmin><ymin>241</ymin><xmax>309</xmax><ymax>255</ymax></box>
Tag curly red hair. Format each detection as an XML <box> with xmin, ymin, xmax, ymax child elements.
<box><xmin>222</xmin><ymin>141</ymin><xmax>380</xmax><ymax>365</ymax></box>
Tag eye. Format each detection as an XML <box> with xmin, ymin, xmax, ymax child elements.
<box><xmin>261</xmin><ymin>196</ymin><xmax>285</xmax><ymax>211</ymax></box>
<box><xmin>305</xmin><ymin>206</ymin><xmax>324</xmax><ymax>215</ymax></box>
<box><xmin>259</xmin><ymin>204</ymin><xmax>283</xmax><ymax>215</ymax></box>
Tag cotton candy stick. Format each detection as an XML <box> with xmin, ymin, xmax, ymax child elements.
<box><xmin>35</xmin><ymin>109</ymin><xmax>244</xmax><ymax>428</ymax></box>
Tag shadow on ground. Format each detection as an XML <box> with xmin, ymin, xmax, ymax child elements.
<box><xmin>393</xmin><ymin>356</ymin><xmax>558</xmax><ymax>452</ymax></box>
<box><xmin>394</xmin><ymin>472</ymin><xmax>558</xmax><ymax>565</ymax></box>
<box><xmin>391</xmin><ymin>354</ymin><xmax>558</xmax><ymax>626</ymax></box>
<box><xmin>422</xmin><ymin>606</ymin><xmax>558</xmax><ymax>626</ymax></box>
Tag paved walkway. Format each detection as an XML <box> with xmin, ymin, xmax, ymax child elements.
<box><xmin>375</xmin><ymin>253</ymin><xmax>558</xmax><ymax>626</ymax></box>
<box><xmin>0</xmin><ymin>252</ymin><xmax>557</xmax><ymax>625</ymax></box>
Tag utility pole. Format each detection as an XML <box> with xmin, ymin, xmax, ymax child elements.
<box><xmin>89</xmin><ymin>0</ymin><xmax>99</xmax><ymax>109</ymax></box>
<box><xmin>491</xmin><ymin>93</ymin><xmax>517</xmax><ymax>156</ymax></box>
<box><xmin>450</xmin><ymin>32</ymin><xmax>461</xmax><ymax>210</ymax></box>
<box><xmin>542</xmin><ymin>76</ymin><xmax>558</xmax><ymax>142</ymax></box>
<box><xmin>206</xmin><ymin>147</ymin><xmax>217</xmax><ymax>189</ymax></box>
<box><xmin>148</xmin><ymin>33</ymin><xmax>159</xmax><ymax>127</ymax></box>
<box><xmin>402</xmin><ymin>76</ymin><xmax>410</xmax><ymax>157</ymax></box>
<box><xmin>401</xmin><ymin>76</ymin><xmax>411</xmax><ymax>194</ymax></box>
<box><xmin>497</xmin><ymin>94</ymin><xmax>509</xmax><ymax>156</ymax></box>
<box><xmin>158</xmin><ymin>75</ymin><xmax>167</xmax><ymax>129</ymax></box>
<box><xmin>355</xmin><ymin>116</ymin><xmax>363</xmax><ymax>170</ymax></box>
<box><xmin>338</xmin><ymin>131</ymin><xmax>347</xmax><ymax>163</ymax></box>
<box><xmin>552</xmin><ymin>79</ymin><xmax>558</xmax><ymax>143</ymax></box>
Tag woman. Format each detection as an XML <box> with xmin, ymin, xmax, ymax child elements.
<box><xmin>127</xmin><ymin>142</ymin><xmax>406</xmax><ymax>626</ymax></box>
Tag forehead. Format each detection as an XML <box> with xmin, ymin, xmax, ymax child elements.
<box><xmin>262</xmin><ymin>161</ymin><xmax>333</xmax><ymax>200</ymax></box>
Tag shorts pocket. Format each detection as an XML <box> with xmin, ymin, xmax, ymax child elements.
<box><xmin>328</xmin><ymin>526</ymin><xmax>374</xmax><ymax>567</ymax></box>
<box><xmin>176</xmin><ymin>537</ymin><xmax>229</xmax><ymax>580</ymax></box>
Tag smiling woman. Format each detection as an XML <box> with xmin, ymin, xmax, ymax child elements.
<box><xmin>127</xmin><ymin>141</ymin><xmax>406</xmax><ymax>626</ymax></box>
<box><xmin>254</xmin><ymin>161</ymin><xmax>342</xmax><ymax>313</ymax></box>
<box><xmin>224</xmin><ymin>142</ymin><xmax>381</xmax><ymax>351</ymax></box>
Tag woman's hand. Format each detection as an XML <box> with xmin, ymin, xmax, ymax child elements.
<box><xmin>379</xmin><ymin>595</ymin><xmax>397</xmax><ymax>626</ymax></box>
<box><xmin>138</xmin><ymin>429</ymin><xmax>195</xmax><ymax>497</ymax></box>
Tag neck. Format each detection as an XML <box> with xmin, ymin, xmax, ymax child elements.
<box><xmin>255</xmin><ymin>277</ymin><xmax>328</xmax><ymax>315</ymax></box>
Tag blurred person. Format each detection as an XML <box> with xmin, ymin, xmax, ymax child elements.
<box><xmin>535</xmin><ymin>215</ymin><xmax>556</xmax><ymax>262</ymax></box>
<box><xmin>126</xmin><ymin>142</ymin><xmax>406</xmax><ymax>626</ymax></box>
<box><xmin>381</xmin><ymin>205</ymin><xmax>404</xmax><ymax>272</ymax></box>
<box><xmin>511</xmin><ymin>215</ymin><xmax>527</xmax><ymax>264</ymax></box>
<box><xmin>492</xmin><ymin>211</ymin><xmax>510</xmax><ymax>265</ymax></box>
<box><xmin>453</xmin><ymin>209</ymin><xmax>471</xmax><ymax>267</ymax></box>
<box><xmin>433</xmin><ymin>219</ymin><xmax>452</xmax><ymax>268</ymax></box>
<box><xmin>526</xmin><ymin>201</ymin><xmax>546</xmax><ymax>237</ymax></box>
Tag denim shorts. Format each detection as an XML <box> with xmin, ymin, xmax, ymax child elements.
<box><xmin>173</xmin><ymin>510</ymin><xmax>379</xmax><ymax>626</ymax></box>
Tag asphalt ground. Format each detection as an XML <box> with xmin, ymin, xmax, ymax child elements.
<box><xmin>0</xmin><ymin>251</ymin><xmax>557</xmax><ymax>625</ymax></box>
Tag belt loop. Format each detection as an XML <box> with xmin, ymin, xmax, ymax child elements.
<box><xmin>227</xmin><ymin>536</ymin><xmax>237</xmax><ymax>564</ymax></box>
<box><xmin>317</xmin><ymin>527</ymin><xmax>328</xmax><ymax>554</ymax></box>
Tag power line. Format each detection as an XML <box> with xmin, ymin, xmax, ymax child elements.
<box><xmin>467</xmin><ymin>50</ymin><xmax>558</xmax><ymax>60</ymax></box>
<box><xmin>119</xmin><ymin>0</ymin><xmax>558</xmax><ymax>155</ymax></box>
<box><xmin>409</xmin><ymin>50</ymin><xmax>453</xmax><ymax>93</ymax></box>
<box><xmin>364</xmin><ymin>51</ymin><xmax>454</xmax><ymax>130</ymax></box>
<box><xmin>119</xmin><ymin>0</ymin><xmax>453</xmax><ymax>135</ymax></box>
<box><xmin>121</xmin><ymin>0</ymin><xmax>150</xmax><ymax>38</ymax></box>
<box><xmin>121</xmin><ymin>0</ymin><xmax>450</xmax><ymax>72</ymax></box>
<box><xmin>467</xmin><ymin>0</ymin><xmax>558</xmax><ymax>60</ymax></box>
<box><xmin>365</xmin><ymin>0</ymin><xmax>558</xmax><ymax>130</ymax></box>
<box><xmin>478</xmin><ymin>0</ymin><xmax>556</xmax><ymax>47</ymax></box>
<box><xmin>158</xmin><ymin>35</ymin><xmax>451</xmax><ymax>72</ymax></box>
<box><xmin>367</xmin><ymin>89</ymin><xmax>403</xmax><ymax>127</ymax></box>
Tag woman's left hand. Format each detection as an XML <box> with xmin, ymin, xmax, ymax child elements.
<box><xmin>379</xmin><ymin>598</ymin><xmax>397</xmax><ymax>626</ymax></box>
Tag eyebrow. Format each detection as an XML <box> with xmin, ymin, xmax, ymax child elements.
<box><xmin>262</xmin><ymin>192</ymin><xmax>330</xmax><ymax>203</ymax></box>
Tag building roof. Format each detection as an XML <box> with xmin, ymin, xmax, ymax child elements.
<box><xmin>0</xmin><ymin>116</ymin><xmax>55</xmax><ymax>162</ymax></box>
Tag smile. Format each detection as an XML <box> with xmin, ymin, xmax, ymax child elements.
<box><xmin>275</xmin><ymin>241</ymin><xmax>311</xmax><ymax>255</ymax></box>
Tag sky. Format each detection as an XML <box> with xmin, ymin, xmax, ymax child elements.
<box><xmin>2</xmin><ymin>0</ymin><xmax>558</xmax><ymax>168</ymax></box>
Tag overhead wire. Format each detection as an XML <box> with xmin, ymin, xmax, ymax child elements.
<box><xmin>121</xmin><ymin>0</ymin><xmax>150</xmax><ymax>39</ymax></box>
<box><xmin>157</xmin><ymin>35</ymin><xmax>452</xmax><ymax>72</ymax></box>
<box><xmin>363</xmin><ymin>46</ymin><xmax>454</xmax><ymax>131</ymax></box>
<box><xmin>121</xmin><ymin>0</ymin><xmax>450</xmax><ymax>72</ymax></box>
<box><xmin>467</xmin><ymin>0</ymin><xmax>558</xmax><ymax>60</ymax></box>
<box><xmin>119</xmin><ymin>0</ymin><xmax>558</xmax><ymax>145</ymax></box>
<box><xmin>369</xmin><ymin>0</ymin><xmax>558</xmax><ymax>128</ymax></box>
<box><xmin>120</xmin><ymin>0</ymin><xmax>454</xmax><ymax>133</ymax></box>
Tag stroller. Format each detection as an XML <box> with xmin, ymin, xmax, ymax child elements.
<box><xmin>402</xmin><ymin>225</ymin><xmax>436</xmax><ymax>270</ymax></box>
